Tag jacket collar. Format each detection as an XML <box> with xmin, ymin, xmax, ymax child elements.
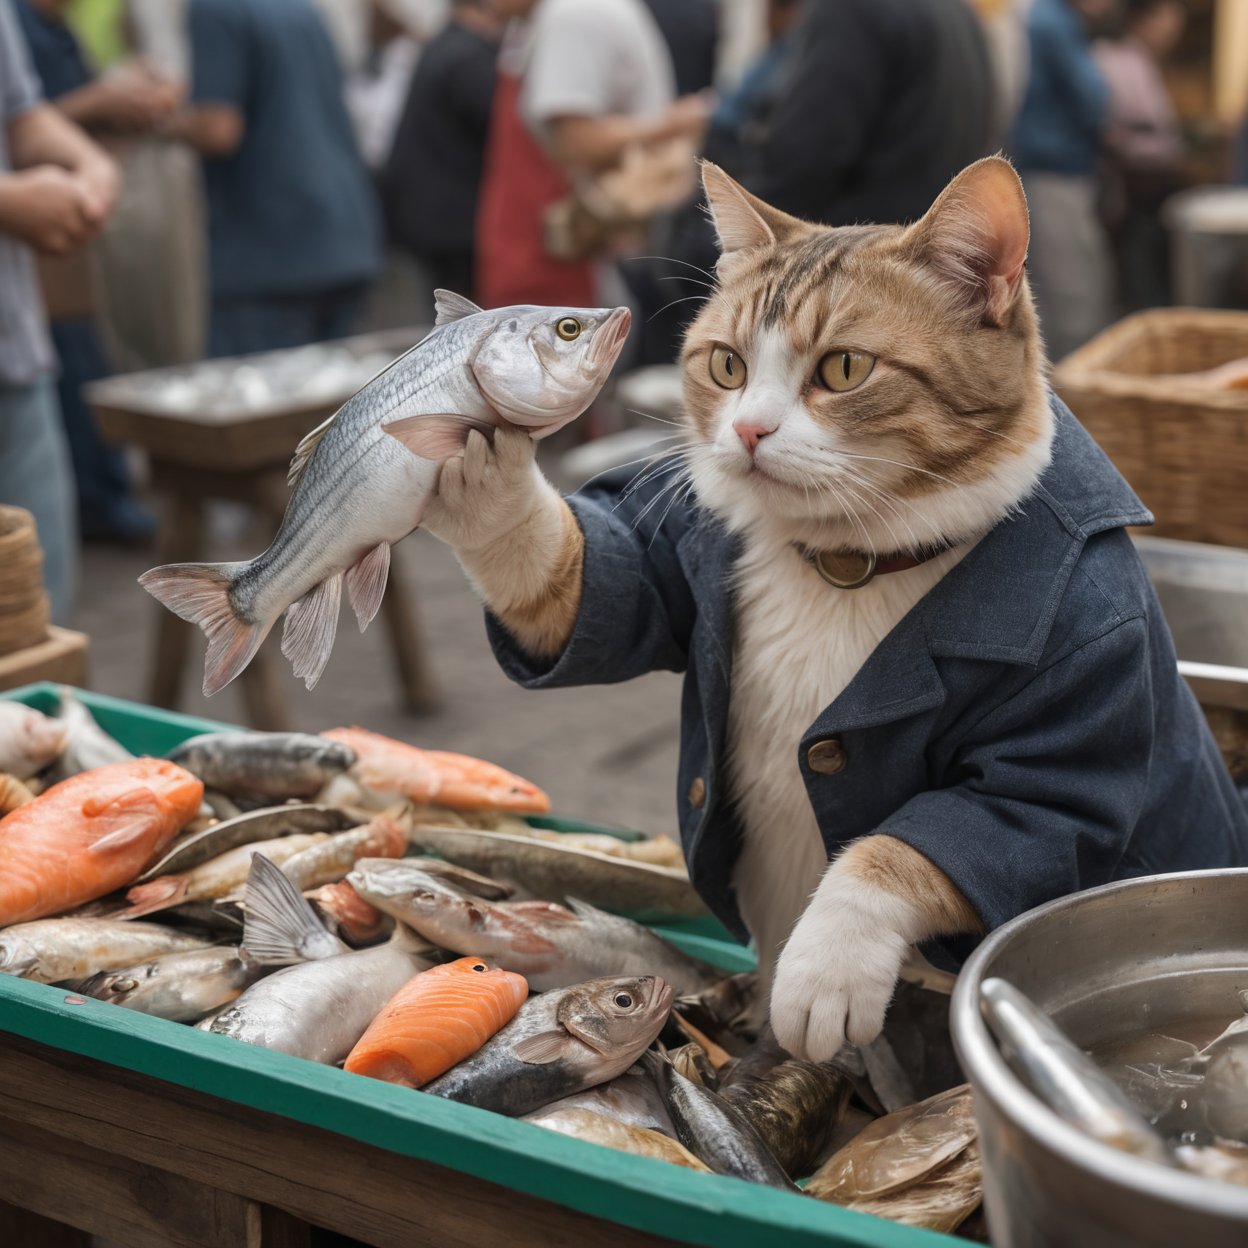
<box><xmin>678</xmin><ymin>395</ymin><xmax>1152</xmax><ymax>730</ymax></box>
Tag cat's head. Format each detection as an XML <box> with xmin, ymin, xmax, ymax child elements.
<box><xmin>681</xmin><ymin>158</ymin><xmax>1052</xmax><ymax>555</ymax></box>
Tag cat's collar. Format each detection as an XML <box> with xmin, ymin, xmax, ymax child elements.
<box><xmin>793</xmin><ymin>541</ymin><xmax>956</xmax><ymax>590</ymax></box>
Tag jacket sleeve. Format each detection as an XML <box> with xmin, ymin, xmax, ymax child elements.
<box><xmin>875</xmin><ymin>616</ymin><xmax>1153</xmax><ymax>932</ymax></box>
<box><xmin>485</xmin><ymin>462</ymin><xmax>698</xmax><ymax>690</ymax></box>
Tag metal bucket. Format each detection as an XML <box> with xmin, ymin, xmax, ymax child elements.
<box><xmin>950</xmin><ymin>869</ymin><xmax>1248</xmax><ymax>1248</ymax></box>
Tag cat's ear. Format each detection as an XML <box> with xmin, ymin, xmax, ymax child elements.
<box><xmin>906</xmin><ymin>156</ymin><xmax>1030</xmax><ymax>327</ymax></box>
<box><xmin>701</xmin><ymin>161</ymin><xmax>803</xmax><ymax>263</ymax></box>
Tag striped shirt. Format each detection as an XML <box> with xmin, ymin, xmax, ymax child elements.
<box><xmin>0</xmin><ymin>0</ymin><xmax>53</xmax><ymax>387</ymax></box>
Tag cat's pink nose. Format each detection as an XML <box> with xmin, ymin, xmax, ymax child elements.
<box><xmin>734</xmin><ymin>421</ymin><xmax>773</xmax><ymax>456</ymax></box>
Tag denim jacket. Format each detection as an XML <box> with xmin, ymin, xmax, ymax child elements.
<box><xmin>489</xmin><ymin>397</ymin><xmax>1248</xmax><ymax>960</ymax></box>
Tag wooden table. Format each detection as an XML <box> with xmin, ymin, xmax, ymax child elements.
<box><xmin>86</xmin><ymin>333</ymin><xmax>438</xmax><ymax>731</ymax></box>
<box><xmin>0</xmin><ymin>1031</ymin><xmax>673</xmax><ymax>1248</ymax></box>
<box><xmin>0</xmin><ymin>626</ymin><xmax>88</xmax><ymax>692</ymax></box>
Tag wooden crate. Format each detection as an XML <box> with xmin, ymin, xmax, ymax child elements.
<box><xmin>0</xmin><ymin>627</ymin><xmax>88</xmax><ymax>692</ymax></box>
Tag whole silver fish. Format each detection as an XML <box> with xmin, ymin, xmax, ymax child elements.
<box><xmin>165</xmin><ymin>732</ymin><xmax>356</xmax><ymax>799</ymax></box>
<box><xmin>524</xmin><ymin>1063</ymin><xmax>677</xmax><ymax>1137</ymax></box>
<box><xmin>208</xmin><ymin>855</ymin><xmax>431</xmax><ymax>1061</ymax></box>
<box><xmin>44</xmin><ymin>688</ymin><xmax>131</xmax><ymax>782</ymax></box>
<box><xmin>140</xmin><ymin>294</ymin><xmax>631</xmax><ymax>694</ymax></box>
<box><xmin>404</xmin><ymin>825</ymin><xmax>707</xmax><ymax>923</ymax></box>
<box><xmin>424</xmin><ymin>975</ymin><xmax>673</xmax><ymax>1117</ymax></box>
<box><xmin>347</xmin><ymin>859</ymin><xmax>721</xmax><ymax>994</ymax></box>
<box><xmin>136</xmin><ymin>804</ymin><xmax>355</xmax><ymax>882</ymax></box>
<box><xmin>81</xmin><ymin>945</ymin><xmax>266</xmax><ymax>1022</ymax></box>
<box><xmin>275</xmin><ymin>816</ymin><xmax>409</xmax><ymax>892</ymax></box>
<box><xmin>979</xmin><ymin>977</ymin><xmax>1171</xmax><ymax>1163</ymax></box>
<box><xmin>641</xmin><ymin>1049</ymin><xmax>794</xmax><ymax>1188</ymax></box>
<box><xmin>0</xmin><ymin>700</ymin><xmax>67</xmax><ymax>779</ymax></box>
<box><xmin>0</xmin><ymin>918</ymin><xmax>209</xmax><ymax>983</ymax></box>
<box><xmin>209</xmin><ymin>927</ymin><xmax>434</xmax><ymax>1063</ymax></box>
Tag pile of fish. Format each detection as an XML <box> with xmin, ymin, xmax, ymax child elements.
<box><xmin>1</xmin><ymin>692</ymin><xmax>1001</xmax><ymax>1237</ymax></box>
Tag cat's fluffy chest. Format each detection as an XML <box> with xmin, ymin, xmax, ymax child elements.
<box><xmin>727</xmin><ymin>537</ymin><xmax>966</xmax><ymax>984</ymax></box>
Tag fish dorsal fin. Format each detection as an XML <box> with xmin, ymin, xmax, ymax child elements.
<box><xmin>287</xmin><ymin>413</ymin><xmax>337</xmax><ymax>489</ymax></box>
<box><xmin>513</xmin><ymin>1030</ymin><xmax>573</xmax><ymax>1064</ymax></box>
<box><xmin>242</xmin><ymin>852</ymin><xmax>344</xmax><ymax>964</ymax></box>
<box><xmin>434</xmin><ymin>290</ymin><xmax>484</xmax><ymax>326</ymax></box>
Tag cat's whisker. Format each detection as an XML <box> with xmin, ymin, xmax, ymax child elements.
<box><xmin>625</xmin><ymin>407</ymin><xmax>687</xmax><ymax>430</ymax></box>
<box><xmin>657</xmin><ymin>275</ymin><xmax>716</xmax><ymax>291</ymax></box>
<box><xmin>623</xmin><ymin>254</ymin><xmax>717</xmax><ymax>283</ymax></box>
<box><xmin>648</xmin><ymin>472</ymin><xmax>697</xmax><ymax>549</ymax></box>
<box><xmin>631</xmin><ymin>466</ymin><xmax>693</xmax><ymax>533</ymax></box>
<box><xmin>648</xmin><ymin>294</ymin><xmax>708</xmax><ymax>323</ymax></box>
<box><xmin>814</xmin><ymin>474</ymin><xmax>877</xmax><ymax>558</ymax></box>
<box><xmin>835</xmin><ymin>464</ymin><xmax>933</xmax><ymax>552</ymax></box>
<box><xmin>832</xmin><ymin>472</ymin><xmax>910</xmax><ymax>555</ymax></box>
<box><xmin>617</xmin><ymin>457</ymin><xmax>686</xmax><ymax>508</ymax></box>
<box><xmin>575</xmin><ymin>439</ymin><xmax>686</xmax><ymax>495</ymax></box>
<box><xmin>832</xmin><ymin>451</ymin><xmax>959</xmax><ymax>487</ymax></box>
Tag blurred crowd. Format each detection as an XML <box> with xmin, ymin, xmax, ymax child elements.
<box><xmin>0</xmin><ymin>0</ymin><xmax>1233</xmax><ymax>625</ymax></box>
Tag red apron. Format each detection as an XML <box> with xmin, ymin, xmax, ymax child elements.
<box><xmin>475</xmin><ymin>68</ymin><xmax>595</xmax><ymax>309</ymax></box>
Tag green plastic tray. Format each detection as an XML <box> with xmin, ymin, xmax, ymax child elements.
<box><xmin>0</xmin><ymin>684</ymin><xmax>954</xmax><ymax>1248</ymax></box>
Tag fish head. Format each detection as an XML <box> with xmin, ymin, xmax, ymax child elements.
<box><xmin>559</xmin><ymin>975</ymin><xmax>674</xmax><ymax>1058</ymax></box>
<box><xmin>82</xmin><ymin>969</ymin><xmax>147</xmax><ymax>1005</ymax></box>
<box><xmin>471</xmin><ymin>305</ymin><xmax>632</xmax><ymax>434</ymax></box>
<box><xmin>347</xmin><ymin>860</ymin><xmax>481</xmax><ymax>924</ymax></box>
<box><xmin>0</xmin><ymin>934</ymin><xmax>41</xmax><ymax>979</ymax></box>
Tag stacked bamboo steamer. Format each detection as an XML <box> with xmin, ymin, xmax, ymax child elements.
<box><xmin>0</xmin><ymin>506</ymin><xmax>50</xmax><ymax>656</ymax></box>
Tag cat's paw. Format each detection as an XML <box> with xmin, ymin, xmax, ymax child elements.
<box><xmin>769</xmin><ymin>876</ymin><xmax>912</xmax><ymax>1062</ymax></box>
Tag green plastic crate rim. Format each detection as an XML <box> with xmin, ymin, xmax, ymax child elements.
<box><xmin>0</xmin><ymin>683</ymin><xmax>956</xmax><ymax>1248</ymax></box>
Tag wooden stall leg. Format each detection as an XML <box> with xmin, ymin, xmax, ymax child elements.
<box><xmin>147</xmin><ymin>491</ymin><xmax>205</xmax><ymax>712</ymax></box>
<box><xmin>239</xmin><ymin>653</ymin><xmax>290</xmax><ymax>733</ymax></box>
<box><xmin>380</xmin><ymin>548</ymin><xmax>440</xmax><ymax>714</ymax></box>
<box><xmin>252</xmin><ymin>1204</ymin><xmax>314</xmax><ymax>1248</ymax></box>
<box><xmin>0</xmin><ymin>1200</ymin><xmax>90</xmax><ymax>1246</ymax></box>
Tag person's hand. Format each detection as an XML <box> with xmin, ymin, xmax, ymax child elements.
<box><xmin>422</xmin><ymin>424</ymin><xmax>554</xmax><ymax>556</ymax></box>
<box><xmin>0</xmin><ymin>166</ymin><xmax>99</xmax><ymax>255</ymax></box>
<box><xmin>95</xmin><ymin>67</ymin><xmax>184</xmax><ymax>131</ymax></box>
<box><xmin>769</xmin><ymin>863</ymin><xmax>912</xmax><ymax>1061</ymax></box>
<box><xmin>73</xmin><ymin>152</ymin><xmax>121</xmax><ymax>229</ymax></box>
<box><xmin>665</xmin><ymin>90</ymin><xmax>716</xmax><ymax>142</ymax></box>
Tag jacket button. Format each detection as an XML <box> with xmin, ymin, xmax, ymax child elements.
<box><xmin>806</xmin><ymin>738</ymin><xmax>846</xmax><ymax>775</ymax></box>
<box><xmin>688</xmin><ymin>776</ymin><xmax>706</xmax><ymax>809</ymax></box>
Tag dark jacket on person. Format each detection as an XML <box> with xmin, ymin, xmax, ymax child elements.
<box><xmin>382</xmin><ymin>19</ymin><xmax>498</xmax><ymax>266</ymax></box>
<box><xmin>637</xmin><ymin>0</ymin><xmax>718</xmax><ymax>97</ymax></box>
<box><xmin>749</xmin><ymin>0</ymin><xmax>994</xmax><ymax>226</ymax></box>
<box><xmin>487</xmin><ymin>397</ymin><xmax>1248</xmax><ymax>965</ymax></box>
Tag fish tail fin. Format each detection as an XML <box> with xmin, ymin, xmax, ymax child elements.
<box><xmin>138</xmin><ymin>562</ymin><xmax>267</xmax><ymax>696</ymax></box>
<box><xmin>123</xmin><ymin>874</ymin><xmax>189</xmax><ymax>917</ymax></box>
<box><xmin>280</xmin><ymin>572</ymin><xmax>342</xmax><ymax>690</ymax></box>
<box><xmin>242</xmin><ymin>853</ymin><xmax>343</xmax><ymax>964</ymax></box>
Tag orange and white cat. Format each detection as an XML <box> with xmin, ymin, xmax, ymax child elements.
<box><xmin>424</xmin><ymin>156</ymin><xmax>1053</xmax><ymax>1060</ymax></box>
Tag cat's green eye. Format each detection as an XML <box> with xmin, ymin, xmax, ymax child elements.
<box><xmin>556</xmin><ymin>317</ymin><xmax>582</xmax><ymax>341</ymax></box>
<box><xmin>709</xmin><ymin>345</ymin><xmax>747</xmax><ymax>390</ymax></box>
<box><xmin>819</xmin><ymin>351</ymin><xmax>875</xmax><ymax>392</ymax></box>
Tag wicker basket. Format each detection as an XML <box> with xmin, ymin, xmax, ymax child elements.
<box><xmin>1053</xmin><ymin>308</ymin><xmax>1248</xmax><ymax>546</ymax></box>
<box><xmin>0</xmin><ymin>505</ymin><xmax>50</xmax><ymax>656</ymax></box>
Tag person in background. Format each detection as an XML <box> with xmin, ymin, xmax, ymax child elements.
<box><xmin>16</xmin><ymin>0</ymin><xmax>178</xmax><ymax>544</ymax></box>
<box><xmin>382</xmin><ymin>0</ymin><xmax>502</xmax><ymax>300</ymax></box>
<box><xmin>638</xmin><ymin>0</ymin><xmax>718</xmax><ymax>98</ymax></box>
<box><xmin>165</xmin><ymin>0</ymin><xmax>383</xmax><ymax>358</ymax></box>
<box><xmin>969</xmin><ymin>0</ymin><xmax>1034</xmax><ymax>148</ymax></box>
<box><xmin>0</xmin><ymin>0</ymin><xmax>118</xmax><ymax>619</ymax></box>
<box><xmin>1095</xmin><ymin>0</ymin><xmax>1187</xmax><ymax>312</ymax></box>
<box><xmin>1011</xmin><ymin>0</ymin><xmax>1114</xmax><ymax>362</ymax></box>
<box><xmin>476</xmin><ymin>0</ymin><xmax>709</xmax><ymax>311</ymax></box>
<box><xmin>745</xmin><ymin>0</ymin><xmax>993</xmax><ymax>227</ymax></box>
<box><xmin>704</xmin><ymin>0</ymin><xmax>800</xmax><ymax>177</ymax></box>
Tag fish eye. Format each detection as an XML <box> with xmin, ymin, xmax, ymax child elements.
<box><xmin>614</xmin><ymin>992</ymin><xmax>633</xmax><ymax>1009</ymax></box>
<box><xmin>471</xmin><ymin>963</ymin><xmax>487</xmax><ymax>972</ymax></box>
<box><xmin>709</xmin><ymin>344</ymin><xmax>746</xmax><ymax>390</ymax></box>
<box><xmin>111</xmin><ymin>978</ymin><xmax>138</xmax><ymax>993</ymax></box>
<box><xmin>818</xmin><ymin>350</ymin><xmax>875</xmax><ymax>392</ymax></box>
<box><xmin>556</xmin><ymin>317</ymin><xmax>582</xmax><ymax>341</ymax></box>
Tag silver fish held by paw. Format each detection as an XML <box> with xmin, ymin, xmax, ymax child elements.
<box><xmin>424</xmin><ymin>975</ymin><xmax>673</xmax><ymax>1117</ymax></box>
<box><xmin>139</xmin><ymin>293</ymin><xmax>631</xmax><ymax>695</ymax></box>
<box><xmin>347</xmin><ymin>857</ymin><xmax>722</xmax><ymax>994</ymax></box>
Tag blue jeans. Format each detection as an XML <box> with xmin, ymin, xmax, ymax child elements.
<box><xmin>0</xmin><ymin>375</ymin><xmax>76</xmax><ymax>622</ymax></box>
<box><xmin>207</xmin><ymin>283</ymin><xmax>369</xmax><ymax>359</ymax></box>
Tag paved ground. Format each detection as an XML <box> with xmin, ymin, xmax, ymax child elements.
<box><xmin>76</xmin><ymin>513</ymin><xmax>684</xmax><ymax>838</ymax></box>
